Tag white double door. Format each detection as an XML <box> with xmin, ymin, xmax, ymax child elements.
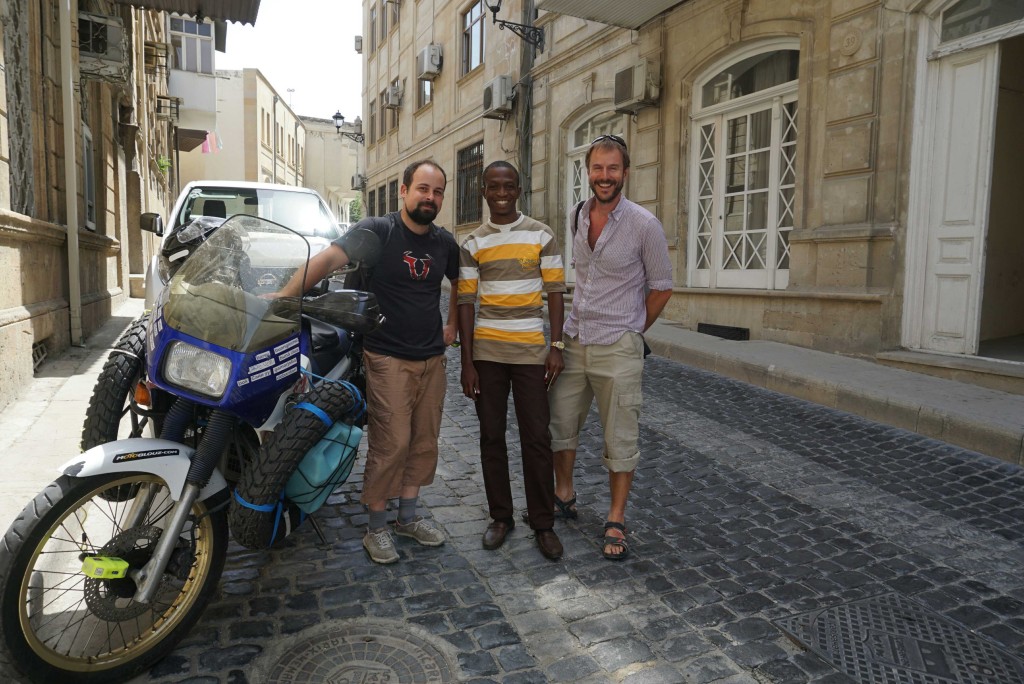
<box><xmin>913</xmin><ymin>44</ymin><xmax>999</xmax><ymax>354</ymax></box>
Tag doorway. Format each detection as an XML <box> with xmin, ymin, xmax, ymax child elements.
<box><xmin>906</xmin><ymin>16</ymin><xmax>1024</xmax><ymax>364</ymax></box>
<box><xmin>977</xmin><ymin>35</ymin><xmax>1024</xmax><ymax>362</ymax></box>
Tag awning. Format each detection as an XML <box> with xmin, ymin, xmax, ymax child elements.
<box><xmin>177</xmin><ymin>128</ymin><xmax>208</xmax><ymax>152</ymax></box>
<box><xmin>110</xmin><ymin>0</ymin><xmax>261</xmax><ymax>25</ymax></box>
<box><xmin>536</xmin><ymin>0</ymin><xmax>687</xmax><ymax>31</ymax></box>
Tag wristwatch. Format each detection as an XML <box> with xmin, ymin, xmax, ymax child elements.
<box><xmin>551</xmin><ymin>341</ymin><xmax>565</xmax><ymax>350</ymax></box>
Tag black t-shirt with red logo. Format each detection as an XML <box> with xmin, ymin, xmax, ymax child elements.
<box><xmin>335</xmin><ymin>212</ymin><xmax>458</xmax><ymax>360</ymax></box>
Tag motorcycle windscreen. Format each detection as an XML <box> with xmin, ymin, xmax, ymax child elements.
<box><xmin>161</xmin><ymin>215</ymin><xmax>326</xmax><ymax>352</ymax></box>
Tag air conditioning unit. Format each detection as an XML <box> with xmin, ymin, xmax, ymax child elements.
<box><xmin>416</xmin><ymin>44</ymin><xmax>443</xmax><ymax>80</ymax></box>
<box><xmin>613</xmin><ymin>59</ymin><xmax>660</xmax><ymax>113</ymax></box>
<box><xmin>482</xmin><ymin>75</ymin><xmax>514</xmax><ymax>119</ymax></box>
<box><xmin>354</xmin><ymin>35</ymin><xmax>363</xmax><ymax>54</ymax></box>
<box><xmin>351</xmin><ymin>174</ymin><xmax>367</xmax><ymax>191</ymax></box>
<box><xmin>78</xmin><ymin>12</ymin><xmax>128</xmax><ymax>83</ymax></box>
<box><xmin>383</xmin><ymin>83</ymin><xmax>402</xmax><ymax>109</ymax></box>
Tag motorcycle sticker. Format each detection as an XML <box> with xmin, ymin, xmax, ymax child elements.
<box><xmin>113</xmin><ymin>447</ymin><xmax>179</xmax><ymax>463</ymax></box>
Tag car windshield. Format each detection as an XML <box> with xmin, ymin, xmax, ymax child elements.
<box><xmin>178</xmin><ymin>187</ymin><xmax>339</xmax><ymax>240</ymax></box>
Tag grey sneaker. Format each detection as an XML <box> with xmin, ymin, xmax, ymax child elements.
<box><xmin>394</xmin><ymin>517</ymin><xmax>445</xmax><ymax>547</ymax></box>
<box><xmin>363</xmin><ymin>528</ymin><xmax>399</xmax><ymax>564</ymax></box>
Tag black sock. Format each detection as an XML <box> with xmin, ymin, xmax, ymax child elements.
<box><xmin>368</xmin><ymin>509</ymin><xmax>388</xmax><ymax>531</ymax></box>
<box><xmin>398</xmin><ymin>497</ymin><xmax>418</xmax><ymax>524</ymax></box>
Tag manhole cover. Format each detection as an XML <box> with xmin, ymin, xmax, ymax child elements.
<box><xmin>775</xmin><ymin>592</ymin><xmax>1024</xmax><ymax>684</ymax></box>
<box><xmin>259</xmin><ymin>619</ymin><xmax>458</xmax><ymax>683</ymax></box>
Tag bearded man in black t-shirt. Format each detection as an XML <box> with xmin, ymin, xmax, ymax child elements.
<box><xmin>277</xmin><ymin>160</ymin><xmax>459</xmax><ymax>564</ymax></box>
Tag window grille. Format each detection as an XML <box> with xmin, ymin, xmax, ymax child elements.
<box><xmin>456</xmin><ymin>141</ymin><xmax>484</xmax><ymax>225</ymax></box>
<box><xmin>388</xmin><ymin>180</ymin><xmax>399</xmax><ymax>213</ymax></box>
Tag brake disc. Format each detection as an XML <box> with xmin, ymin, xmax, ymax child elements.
<box><xmin>83</xmin><ymin>525</ymin><xmax>165</xmax><ymax>621</ymax></box>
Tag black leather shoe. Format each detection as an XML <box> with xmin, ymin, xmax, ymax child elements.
<box><xmin>535</xmin><ymin>528</ymin><xmax>563</xmax><ymax>560</ymax></box>
<box><xmin>482</xmin><ymin>520</ymin><xmax>514</xmax><ymax>550</ymax></box>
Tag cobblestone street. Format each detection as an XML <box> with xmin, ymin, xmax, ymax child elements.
<box><xmin>133</xmin><ymin>346</ymin><xmax>1024</xmax><ymax>683</ymax></box>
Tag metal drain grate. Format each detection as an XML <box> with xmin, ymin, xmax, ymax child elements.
<box><xmin>260</xmin><ymin>620</ymin><xmax>457</xmax><ymax>683</ymax></box>
<box><xmin>774</xmin><ymin>593</ymin><xmax>1024</xmax><ymax>683</ymax></box>
<box><xmin>31</xmin><ymin>342</ymin><xmax>47</xmax><ymax>371</ymax></box>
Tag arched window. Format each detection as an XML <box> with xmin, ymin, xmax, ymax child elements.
<box><xmin>689</xmin><ymin>43</ymin><xmax>799</xmax><ymax>290</ymax></box>
<box><xmin>564</xmin><ymin>110</ymin><xmax>626</xmax><ymax>281</ymax></box>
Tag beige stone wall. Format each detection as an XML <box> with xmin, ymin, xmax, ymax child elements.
<box><xmin>355</xmin><ymin>0</ymin><xmax>929</xmax><ymax>358</ymax></box>
<box><xmin>525</xmin><ymin>0</ymin><xmax>920</xmax><ymax>357</ymax></box>
<box><xmin>302</xmin><ymin>117</ymin><xmax>362</xmax><ymax>223</ymax></box>
<box><xmin>0</xmin><ymin>4</ymin><xmax>174</xmax><ymax>411</ymax></box>
<box><xmin>362</xmin><ymin>0</ymin><xmax>536</xmax><ymax>237</ymax></box>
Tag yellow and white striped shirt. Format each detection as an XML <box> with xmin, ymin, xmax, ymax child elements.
<box><xmin>458</xmin><ymin>214</ymin><xmax>566</xmax><ymax>365</ymax></box>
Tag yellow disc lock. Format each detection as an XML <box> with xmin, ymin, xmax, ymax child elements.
<box><xmin>81</xmin><ymin>556</ymin><xmax>130</xmax><ymax>579</ymax></box>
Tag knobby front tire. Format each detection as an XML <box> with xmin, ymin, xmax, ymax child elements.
<box><xmin>0</xmin><ymin>474</ymin><xmax>228</xmax><ymax>683</ymax></box>
<box><xmin>81</xmin><ymin>315</ymin><xmax>153</xmax><ymax>451</ymax></box>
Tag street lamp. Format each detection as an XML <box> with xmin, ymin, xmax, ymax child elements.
<box><xmin>332</xmin><ymin>111</ymin><xmax>365</xmax><ymax>144</ymax></box>
<box><xmin>485</xmin><ymin>0</ymin><xmax>544</xmax><ymax>53</ymax></box>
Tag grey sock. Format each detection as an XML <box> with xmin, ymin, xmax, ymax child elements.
<box><xmin>368</xmin><ymin>509</ymin><xmax>388</xmax><ymax>531</ymax></box>
<box><xmin>398</xmin><ymin>497</ymin><xmax>418</xmax><ymax>524</ymax></box>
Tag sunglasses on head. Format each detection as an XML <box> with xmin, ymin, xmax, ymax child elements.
<box><xmin>591</xmin><ymin>134</ymin><xmax>627</xmax><ymax>150</ymax></box>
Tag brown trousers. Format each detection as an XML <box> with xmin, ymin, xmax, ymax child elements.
<box><xmin>360</xmin><ymin>350</ymin><xmax>447</xmax><ymax>504</ymax></box>
<box><xmin>475</xmin><ymin>360</ymin><xmax>555</xmax><ymax>530</ymax></box>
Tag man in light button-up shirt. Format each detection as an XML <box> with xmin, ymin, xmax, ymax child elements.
<box><xmin>548</xmin><ymin>135</ymin><xmax>673</xmax><ymax>561</ymax></box>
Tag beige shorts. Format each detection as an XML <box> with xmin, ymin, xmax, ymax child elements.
<box><xmin>548</xmin><ymin>332</ymin><xmax>644</xmax><ymax>472</ymax></box>
<box><xmin>360</xmin><ymin>350</ymin><xmax>447</xmax><ymax>504</ymax></box>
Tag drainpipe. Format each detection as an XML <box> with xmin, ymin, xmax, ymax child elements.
<box><xmin>137</xmin><ymin>9</ymin><xmax>150</xmax><ymax>216</ymax></box>
<box><xmin>518</xmin><ymin>0</ymin><xmax>537</xmax><ymax>215</ymax></box>
<box><xmin>59</xmin><ymin>0</ymin><xmax>83</xmax><ymax>345</ymax></box>
<box><xmin>272</xmin><ymin>94</ymin><xmax>279</xmax><ymax>183</ymax></box>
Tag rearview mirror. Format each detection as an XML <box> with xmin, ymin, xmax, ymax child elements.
<box><xmin>141</xmin><ymin>212</ymin><xmax>164</xmax><ymax>237</ymax></box>
<box><xmin>338</xmin><ymin>227</ymin><xmax>382</xmax><ymax>268</ymax></box>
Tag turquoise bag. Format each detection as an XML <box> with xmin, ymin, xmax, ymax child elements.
<box><xmin>285</xmin><ymin>421</ymin><xmax>363</xmax><ymax>514</ymax></box>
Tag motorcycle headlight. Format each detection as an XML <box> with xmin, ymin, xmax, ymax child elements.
<box><xmin>163</xmin><ymin>341</ymin><xmax>231</xmax><ymax>398</ymax></box>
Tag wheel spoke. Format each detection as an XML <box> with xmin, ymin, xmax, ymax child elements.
<box><xmin>9</xmin><ymin>473</ymin><xmax>225</xmax><ymax>675</ymax></box>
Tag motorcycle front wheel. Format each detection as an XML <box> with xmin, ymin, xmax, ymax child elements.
<box><xmin>0</xmin><ymin>473</ymin><xmax>228</xmax><ymax>683</ymax></box>
<box><xmin>81</xmin><ymin>315</ymin><xmax>157</xmax><ymax>450</ymax></box>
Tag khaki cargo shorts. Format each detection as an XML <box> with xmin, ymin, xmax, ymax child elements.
<box><xmin>548</xmin><ymin>331</ymin><xmax>644</xmax><ymax>473</ymax></box>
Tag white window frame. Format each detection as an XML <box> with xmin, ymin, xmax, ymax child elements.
<box><xmin>928</xmin><ymin>0</ymin><xmax>1024</xmax><ymax>60</ymax></box>
<box><xmin>687</xmin><ymin>39</ymin><xmax>800</xmax><ymax>291</ymax></box>
<box><xmin>462</xmin><ymin>1</ymin><xmax>485</xmax><ymax>75</ymax></box>
<box><xmin>169</xmin><ymin>15</ymin><xmax>214</xmax><ymax>74</ymax></box>
<box><xmin>83</xmin><ymin>123</ymin><xmax>96</xmax><ymax>231</ymax></box>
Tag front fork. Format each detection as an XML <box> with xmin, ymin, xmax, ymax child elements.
<box><xmin>131</xmin><ymin>400</ymin><xmax>235</xmax><ymax>604</ymax></box>
<box><xmin>133</xmin><ymin>483</ymin><xmax>203</xmax><ymax>603</ymax></box>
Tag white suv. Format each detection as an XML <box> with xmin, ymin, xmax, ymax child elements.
<box><xmin>141</xmin><ymin>181</ymin><xmax>342</xmax><ymax>309</ymax></box>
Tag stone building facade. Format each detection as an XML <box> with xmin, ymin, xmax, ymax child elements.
<box><xmin>364</xmin><ymin>0</ymin><xmax>1024</xmax><ymax>393</ymax></box>
<box><xmin>177</xmin><ymin>68</ymin><xmax>308</xmax><ymax>189</ymax></box>
<box><xmin>0</xmin><ymin>0</ymin><xmax>259</xmax><ymax>412</ymax></box>
<box><xmin>301</xmin><ymin>116</ymin><xmax>363</xmax><ymax>225</ymax></box>
<box><xmin>0</xmin><ymin>0</ymin><xmax>176</xmax><ymax>411</ymax></box>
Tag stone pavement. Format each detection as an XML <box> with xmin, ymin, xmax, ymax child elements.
<box><xmin>1</xmin><ymin>299</ymin><xmax>1023</xmax><ymax>683</ymax></box>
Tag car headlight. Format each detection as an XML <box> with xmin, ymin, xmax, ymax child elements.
<box><xmin>163</xmin><ymin>341</ymin><xmax>231</xmax><ymax>398</ymax></box>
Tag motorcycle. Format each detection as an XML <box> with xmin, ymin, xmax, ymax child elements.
<box><xmin>0</xmin><ymin>216</ymin><xmax>383</xmax><ymax>683</ymax></box>
<box><xmin>80</xmin><ymin>216</ymin><xmax>229</xmax><ymax>452</ymax></box>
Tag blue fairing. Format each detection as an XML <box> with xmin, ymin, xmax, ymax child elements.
<box><xmin>147</xmin><ymin>302</ymin><xmax>309</xmax><ymax>426</ymax></box>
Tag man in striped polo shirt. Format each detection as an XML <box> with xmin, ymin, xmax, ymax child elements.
<box><xmin>457</xmin><ymin>161</ymin><xmax>566</xmax><ymax>561</ymax></box>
